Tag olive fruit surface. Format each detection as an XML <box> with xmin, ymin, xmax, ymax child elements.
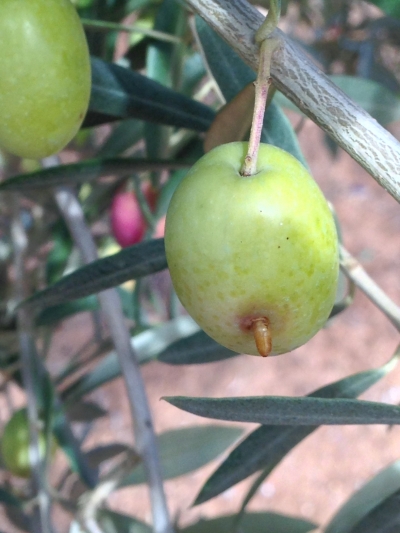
<box><xmin>1</xmin><ymin>408</ymin><xmax>56</xmax><ymax>478</ymax></box>
<box><xmin>0</xmin><ymin>0</ymin><xmax>91</xmax><ymax>159</ymax></box>
<box><xmin>165</xmin><ymin>142</ymin><xmax>339</xmax><ymax>357</ymax></box>
<box><xmin>110</xmin><ymin>185</ymin><xmax>163</xmax><ymax>247</ymax></box>
<box><xmin>111</xmin><ymin>190</ymin><xmax>148</xmax><ymax>247</ymax></box>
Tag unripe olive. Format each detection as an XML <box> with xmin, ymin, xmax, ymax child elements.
<box><xmin>1</xmin><ymin>408</ymin><xmax>57</xmax><ymax>478</ymax></box>
<box><xmin>165</xmin><ymin>142</ymin><xmax>339</xmax><ymax>357</ymax></box>
<box><xmin>0</xmin><ymin>0</ymin><xmax>91</xmax><ymax>159</ymax></box>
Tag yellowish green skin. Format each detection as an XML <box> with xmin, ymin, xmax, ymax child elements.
<box><xmin>0</xmin><ymin>0</ymin><xmax>91</xmax><ymax>159</ymax></box>
<box><xmin>165</xmin><ymin>142</ymin><xmax>339</xmax><ymax>357</ymax></box>
<box><xmin>1</xmin><ymin>408</ymin><xmax>56</xmax><ymax>478</ymax></box>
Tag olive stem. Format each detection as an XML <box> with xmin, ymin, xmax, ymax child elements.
<box><xmin>241</xmin><ymin>37</ymin><xmax>278</xmax><ymax>176</ymax></box>
<box><xmin>340</xmin><ymin>245</ymin><xmax>400</xmax><ymax>332</ymax></box>
<box><xmin>240</xmin><ymin>1</ymin><xmax>281</xmax><ymax>177</ymax></box>
<box><xmin>133</xmin><ymin>176</ymin><xmax>157</xmax><ymax>233</ymax></box>
<box><xmin>255</xmin><ymin>0</ymin><xmax>281</xmax><ymax>43</ymax></box>
<box><xmin>44</xmin><ymin>155</ymin><xmax>174</xmax><ymax>533</ymax></box>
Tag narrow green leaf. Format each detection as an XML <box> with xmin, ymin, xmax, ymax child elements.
<box><xmin>0</xmin><ymin>158</ymin><xmax>190</xmax><ymax>192</ymax></box>
<box><xmin>96</xmin><ymin>119</ymin><xmax>143</xmax><ymax>157</ymax></box>
<box><xmin>65</xmin><ymin>401</ymin><xmax>107</xmax><ymax>423</ymax></box>
<box><xmin>23</xmin><ymin>239</ymin><xmax>167</xmax><ymax>311</ymax></box>
<box><xmin>87</xmin><ymin>57</ymin><xmax>214</xmax><ymax>131</ymax></box>
<box><xmin>120</xmin><ymin>426</ymin><xmax>243</xmax><ymax>486</ymax></box>
<box><xmin>26</xmin><ymin>355</ymin><xmax>98</xmax><ymax>489</ymax></box>
<box><xmin>237</xmin><ymin>467</ymin><xmax>272</xmax><ymax>519</ymax></box>
<box><xmin>4</xmin><ymin>507</ymin><xmax>30</xmax><ymax>532</ymax></box>
<box><xmin>191</xmin><ymin>356</ymin><xmax>400</xmax><ymax>505</ymax></box>
<box><xmin>325</xmin><ymin>460</ymin><xmax>400</xmax><ymax>533</ymax></box>
<box><xmin>158</xmin><ymin>330</ymin><xmax>237</xmax><ymax>364</ymax></box>
<box><xmin>165</xmin><ymin>395</ymin><xmax>400</xmax><ymax>426</ymax></box>
<box><xmin>86</xmin><ymin>444</ymin><xmax>132</xmax><ymax>469</ymax></box>
<box><xmin>36</xmin><ymin>296</ymin><xmax>99</xmax><ymax>326</ymax></box>
<box><xmin>181</xmin><ymin>512</ymin><xmax>317</xmax><ymax>533</ymax></box>
<box><xmin>195</xmin><ymin>16</ymin><xmax>307</xmax><ymax>166</ymax></box>
<box><xmin>63</xmin><ymin>316</ymin><xmax>199</xmax><ymax>401</ymax></box>
<box><xmin>53</xmin><ymin>404</ymin><xmax>98</xmax><ymax>488</ymax></box>
<box><xmin>0</xmin><ymin>487</ymin><xmax>21</xmax><ymax>508</ymax></box>
<box><xmin>181</xmin><ymin>52</ymin><xmax>207</xmax><ymax>96</ymax></box>
<box><xmin>349</xmin><ymin>490</ymin><xmax>400</xmax><ymax>533</ymax></box>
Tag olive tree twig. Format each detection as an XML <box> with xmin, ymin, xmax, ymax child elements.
<box><xmin>77</xmin><ymin>450</ymin><xmax>141</xmax><ymax>532</ymax></box>
<box><xmin>184</xmin><ymin>0</ymin><xmax>400</xmax><ymax>204</ymax></box>
<box><xmin>11</xmin><ymin>198</ymin><xmax>56</xmax><ymax>533</ymax></box>
<box><xmin>42</xmin><ymin>156</ymin><xmax>173</xmax><ymax>533</ymax></box>
<box><xmin>340</xmin><ymin>245</ymin><xmax>400</xmax><ymax>332</ymax></box>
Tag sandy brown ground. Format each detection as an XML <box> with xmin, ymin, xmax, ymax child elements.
<box><xmin>2</xmin><ymin>117</ymin><xmax>400</xmax><ymax>532</ymax></box>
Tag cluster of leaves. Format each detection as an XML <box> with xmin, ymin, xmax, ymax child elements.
<box><xmin>0</xmin><ymin>0</ymin><xmax>400</xmax><ymax>532</ymax></box>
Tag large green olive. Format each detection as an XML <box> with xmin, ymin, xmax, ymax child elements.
<box><xmin>165</xmin><ymin>142</ymin><xmax>339</xmax><ymax>357</ymax></box>
<box><xmin>0</xmin><ymin>0</ymin><xmax>91</xmax><ymax>159</ymax></box>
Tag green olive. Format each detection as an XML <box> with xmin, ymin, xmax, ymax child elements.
<box><xmin>1</xmin><ymin>408</ymin><xmax>57</xmax><ymax>478</ymax></box>
<box><xmin>165</xmin><ymin>142</ymin><xmax>339</xmax><ymax>357</ymax></box>
<box><xmin>0</xmin><ymin>0</ymin><xmax>91</xmax><ymax>159</ymax></box>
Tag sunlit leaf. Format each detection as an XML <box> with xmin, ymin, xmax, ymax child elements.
<box><xmin>120</xmin><ymin>425</ymin><xmax>243</xmax><ymax>486</ymax></box>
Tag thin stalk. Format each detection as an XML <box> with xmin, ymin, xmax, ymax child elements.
<box><xmin>255</xmin><ymin>0</ymin><xmax>281</xmax><ymax>43</ymax></box>
<box><xmin>240</xmin><ymin>0</ymin><xmax>280</xmax><ymax>176</ymax></box>
<box><xmin>133</xmin><ymin>176</ymin><xmax>157</xmax><ymax>232</ymax></box>
<box><xmin>241</xmin><ymin>38</ymin><xmax>278</xmax><ymax>176</ymax></box>
<box><xmin>11</xmin><ymin>198</ymin><xmax>55</xmax><ymax>533</ymax></box>
<box><xmin>49</xmin><ymin>176</ymin><xmax>173</xmax><ymax>533</ymax></box>
<box><xmin>340</xmin><ymin>245</ymin><xmax>400</xmax><ymax>332</ymax></box>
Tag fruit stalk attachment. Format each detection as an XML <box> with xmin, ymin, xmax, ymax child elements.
<box><xmin>251</xmin><ymin>317</ymin><xmax>272</xmax><ymax>357</ymax></box>
<box><xmin>241</xmin><ymin>0</ymin><xmax>281</xmax><ymax>177</ymax></box>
